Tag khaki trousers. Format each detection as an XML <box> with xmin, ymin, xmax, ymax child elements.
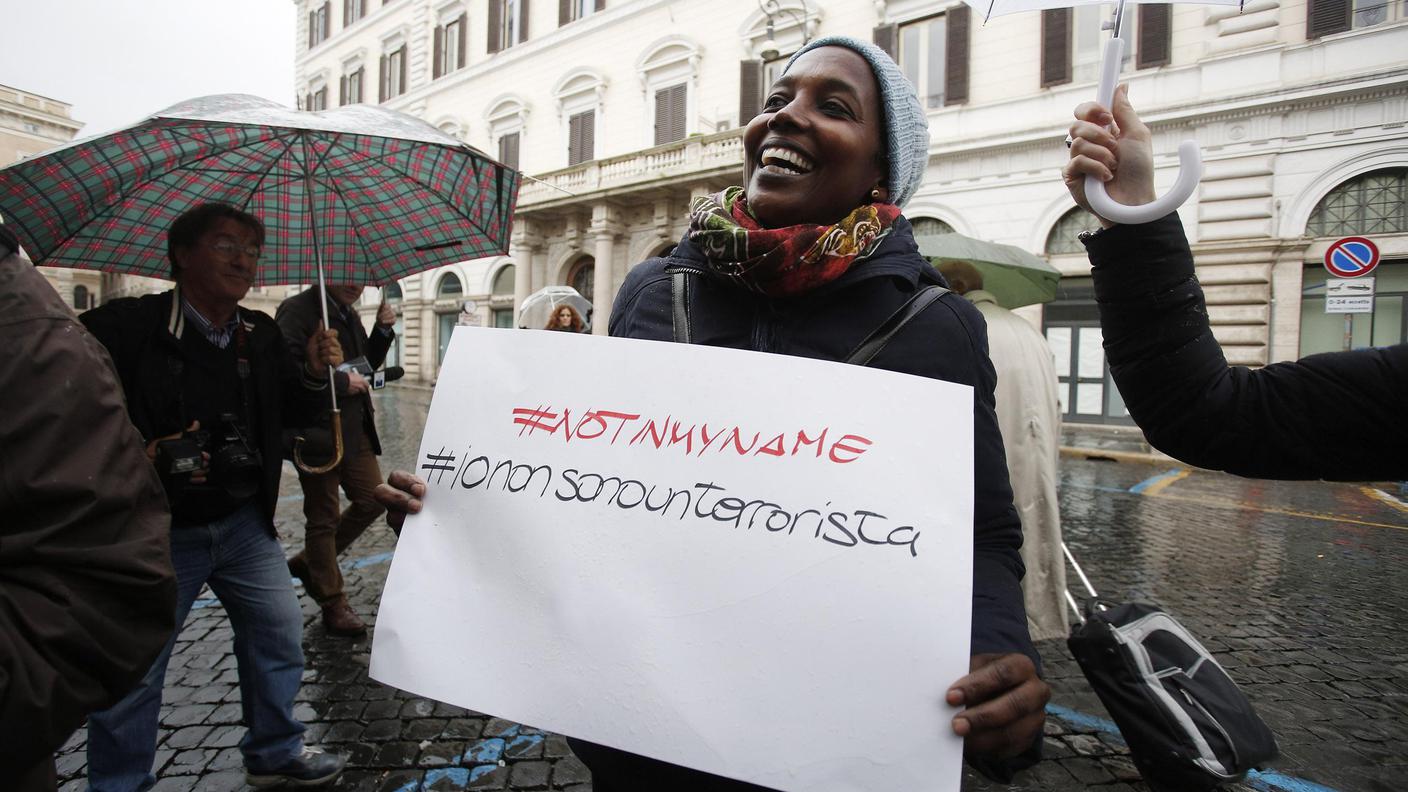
<box><xmin>291</xmin><ymin>435</ymin><xmax>384</xmax><ymax>605</ymax></box>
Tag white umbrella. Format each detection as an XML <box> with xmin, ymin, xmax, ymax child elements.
<box><xmin>518</xmin><ymin>286</ymin><xmax>593</xmax><ymax>331</ymax></box>
<box><xmin>966</xmin><ymin>0</ymin><xmax>1242</xmax><ymax>224</ymax></box>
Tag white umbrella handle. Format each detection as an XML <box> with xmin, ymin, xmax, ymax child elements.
<box><xmin>1083</xmin><ymin>37</ymin><xmax>1202</xmax><ymax>226</ymax></box>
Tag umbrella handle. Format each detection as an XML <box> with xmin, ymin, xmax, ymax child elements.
<box><xmin>1083</xmin><ymin>37</ymin><xmax>1203</xmax><ymax>226</ymax></box>
<box><xmin>294</xmin><ymin>410</ymin><xmax>344</xmax><ymax>474</ymax></box>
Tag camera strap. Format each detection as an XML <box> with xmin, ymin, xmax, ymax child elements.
<box><xmin>167</xmin><ymin>312</ymin><xmax>257</xmax><ymax>436</ymax></box>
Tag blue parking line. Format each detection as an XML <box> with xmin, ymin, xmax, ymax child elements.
<box><xmin>1045</xmin><ymin>704</ymin><xmax>1340</xmax><ymax>792</ymax></box>
<box><xmin>1128</xmin><ymin>468</ymin><xmax>1185</xmax><ymax>494</ymax></box>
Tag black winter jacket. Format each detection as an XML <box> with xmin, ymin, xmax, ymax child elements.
<box><xmin>573</xmin><ymin>218</ymin><xmax>1039</xmax><ymax>786</ymax></box>
<box><xmin>1086</xmin><ymin>214</ymin><xmax>1408</xmax><ymax>480</ymax></box>
<box><xmin>81</xmin><ymin>287</ymin><xmax>325</xmax><ymax>526</ymax></box>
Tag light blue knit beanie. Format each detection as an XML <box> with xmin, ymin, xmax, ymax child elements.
<box><xmin>784</xmin><ymin>35</ymin><xmax>930</xmax><ymax>209</ymax></box>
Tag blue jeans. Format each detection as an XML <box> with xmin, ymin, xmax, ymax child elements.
<box><xmin>86</xmin><ymin>502</ymin><xmax>306</xmax><ymax>791</ymax></box>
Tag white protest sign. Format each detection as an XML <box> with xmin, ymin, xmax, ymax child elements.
<box><xmin>371</xmin><ymin>327</ymin><xmax>974</xmax><ymax>791</ymax></box>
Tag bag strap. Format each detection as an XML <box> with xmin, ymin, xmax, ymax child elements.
<box><xmin>671</xmin><ymin>270</ymin><xmax>692</xmax><ymax>344</ymax></box>
<box><xmin>842</xmin><ymin>285</ymin><xmax>948</xmax><ymax>366</ymax></box>
<box><xmin>670</xmin><ymin>270</ymin><xmax>947</xmax><ymax>366</ymax></box>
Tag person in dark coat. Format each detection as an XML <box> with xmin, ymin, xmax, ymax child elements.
<box><xmin>377</xmin><ymin>36</ymin><xmax>1047</xmax><ymax>788</ymax></box>
<box><xmin>78</xmin><ymin>203</ymin><xmax>347</xmax><ymax>789</ymax></box>
<box><xmin>0</xmin><ymin>226</ymin><xmax>175</xmax><ymax>792</ymax></box>
<box><xmin>1063</xmin><ymin>85</ymin><xmax>1407</xmax><ymax>480</ymax></box>
<box><xmin>276</xmin><ymin>283</ymin><xmax>396</xmax><ymax>636</ymax></box>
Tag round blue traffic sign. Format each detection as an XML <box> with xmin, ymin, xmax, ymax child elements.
<box><xmin>1324</xmin><ymin>237</ymin><xmax>1380</xmax><ymax>278</ymax></box>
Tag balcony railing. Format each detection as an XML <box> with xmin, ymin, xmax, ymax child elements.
<box><xmin>517</xmin><ymin>128</ymin><xmax>744</xmax><ymax>208</ymax></box>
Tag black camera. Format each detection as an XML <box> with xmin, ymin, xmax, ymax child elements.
<box><xmin>155</xmin><ymin>413</ymin><xmax>262</xmax><ymax>500</ymax></box>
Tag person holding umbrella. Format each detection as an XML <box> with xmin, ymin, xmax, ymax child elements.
<box><xmin>79</xmin><ymin>203</ymin><xmax>347</xmax><ymax>789</ymax></box>
<box><xmin>937</xmin><ymin>258</ymin><xmax>1066</xmax><ymax>644</ymax></box>
<box><xmin>1063</xmin><ymin>86</ymin><xmax>1407</xmax><ymax>479</ymax></box>
<box><xmin>379</xmin><ymin>37</ymin><xmax>1048</xmax><ymax>786</ymax></box>
<box><xmin>277</xmin><ymin>284</ymin><xmax>397</xmax><ymax>636</ymax></box>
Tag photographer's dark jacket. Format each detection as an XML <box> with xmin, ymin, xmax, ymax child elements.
<box><xmin>81</xmin><ymin>286</ymin><xmax>325</xmax><ymax>528</ymax></box>
<box><xmin>1</xmin><ymin>233</ymin><xmax>175</xmax><ymax>791</ymax></box>
<box><xmin>275</xmin><ymin>286</ymin><xmax>393</xmax><ymax>461</ymax></box>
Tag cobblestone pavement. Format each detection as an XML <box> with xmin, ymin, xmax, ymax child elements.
<box><xmin>55</xmin><ymin>387</ymin><xmax>1408</xmax><ymax>791</ymax></box>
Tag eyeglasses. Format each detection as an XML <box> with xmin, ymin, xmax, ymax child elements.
<box><xmin>208</xmin><ymin>239</ymin><xmax>262</xmax><ymax>261</ymax></box>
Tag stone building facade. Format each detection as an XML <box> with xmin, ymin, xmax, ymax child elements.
<box><xmin>281</xmin><ymin>0</ymin><xmax>1408</xmax><ymax>420</ymax></box>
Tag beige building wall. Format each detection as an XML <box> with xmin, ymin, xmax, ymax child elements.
<box><xmin>293</xmin><ymin>0</ymin><xmax>1407</xmax><ymax>389</ymax></box>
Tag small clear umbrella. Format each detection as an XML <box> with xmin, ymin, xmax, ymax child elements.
<box><xmin>917</xmin><ymin>232</ymin><xmax>1061</xmax><ymax>309</ymax></box>
<box><xmin>965</xmin><ymin>0</ymin><xmax>1242</xmax><ymax>224</ymax></box>
<box><xmin>518</xmin><ymin>286</ymin><xmax>593</xmax><ymax>332</ymax></box>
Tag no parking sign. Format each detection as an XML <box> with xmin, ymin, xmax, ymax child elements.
<box><xmin>1324</xmin><ymin>237</ymin><xmax>1380</xmax><ymax>278</ymax></box>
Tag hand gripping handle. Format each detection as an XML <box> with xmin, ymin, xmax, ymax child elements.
<box><xmin>1083</xmin><ymin>37</ymin><xmax>1202</xmax><ymax>225</ymax></box>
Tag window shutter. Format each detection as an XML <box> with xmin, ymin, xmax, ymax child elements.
<box><xmin>399</xmin><ymin>45</ymin><xmax>408</xmax><ymax>94</ymax></box>
<box><xmin>872</xmin><ymin>24</ymin><xmax>897</xmax><ymax>58</ymax></box>
<box><xmin>1136</xmin><ymin>4</ymin><xmax>1171</xmax><ymax>68</ymax></box>
<box><xmin>654</xmin><ymin>88</ymin><xmax>668</xmax><ymax>146</ymax></box>
<box><xmin>379</xmin><ymin>55</ymin><xmax>389</xmax><ymax>101</ymax></box>
<box><xmin>581</xmin><ymin>108</ymin><xmax>594</xmax><ymax>161</ymax></box>
<box><xmin>1041</xmin><ymin>8</ymin><xmax>1072</xmax><ymax>87</ymax></box>
<box><xmin>308</xmin><ymin>11</ymin><xmax>315</xmax><ymax>48</ymax></box>
<box><xmin>340</xmin><ymin>75</ymin><xmax>347</xmax><ymax>105</ymax></box>
<box><xmin>304</xmin><ymin>93</ymin><xmax>312</xmax><ymax>111</ymax></box>
<box><xmin>434</xmin><ymin>25</ymin><xmax>444</xmax><ymax>78</ymax></box>
<box><xmin>672</xmin><ymin>84</ymin><xmax>687</xmax><ymax>141</ymax></box>
<box><xmin>322</xmin><ymin>4</ymin><xmax>331</xmax><ymax>40</ymax></box>
<box><xmin>595</xmin><ymin>0</ymin><xmax>605</xmax><ymax>10</ymax></box>
<box><xmin>945</xmin><ymin>5</ymin><xmax>971</xmax><ymax>105</ymax></box>
<box><xmin>359</xmin><ymin>0</ymin><xmax>366</xmax><ymax>17</ymax></box>
<box><xmin>520</xmin><ymin>0</ymin><xmax>531</xmax><ymax>41</ymax></box>
<box><xmin>560</xmin><ymin>0</ymin><xmax>570</xmax><ymax>26</ymax></box>
<box><xmin>1306</xmin><ymin>0</ymin><xmax>1351</xmax><ymax>37</ymax></box>
<box><xmin>568</xmin><ymin>113</ymin><xmax>582</xmax><ymax>165</ymax></box>
<box><xmin>499</xmin><ymin>132</ymin><xmax>520</xmax><ymax>170</ymax></box>
<box><xmin>488</xmin><ymin>0</ymin><xmax>502</xmax><ymax>52</ymax></box>
<box><xmin>343</xmin><ymin>0</ymin><xmax>350</xmax><ymax>25</ymax></box>
<box><xmin>458</xmin><ymin>13</ymin><xmax>468</xmax><ymax>67</ymax></box>
<box><xmin>739</xmin><ymin>59</ymin><xmax>763</xmax><ymax>127</ymax></box>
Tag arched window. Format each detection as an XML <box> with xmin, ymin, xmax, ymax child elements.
<box><xmin>384</xmin><ymin>281</ymin><xmax>402</xmax><ymax>301</ymax></box>
<box><xmin>1307</xmin><ymin>168</ymin><xmax>1407</xmax><ymax>237</ymax></box>
<box><xmin>911</xmin><ymin>217</ymin><xmax>955</xmax><ymax>237</ymax></box>
<box><xmin>72</xmin><ymin>285</ymin><xmax>90</xmax><ymax>310</ymax></box>
<box><xmin>437</xmin><ymin>272</ymin><xmax>463</xmax><ymax>297</ymax></box>
<box><xmin>492</xmin><ymin>264</ymin><xmax>515</xmax><ymax>295</ymax></box>
<box><xmin>568</xmin><ymin>256</ymin><xmax>594</xmax><ymax>300</ymax></box>
<box><xmin>1045</xmin><ymin>207</ymin><xmax>1100</xmax><ymax>255</ymax></box>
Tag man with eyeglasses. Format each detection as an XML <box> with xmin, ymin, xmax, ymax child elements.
<box><xmin>79</xmin><ymin>202</ymin><xmax>348</xmax><ymax>789</ymax></box>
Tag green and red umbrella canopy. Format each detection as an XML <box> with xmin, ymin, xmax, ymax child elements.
<box><xmin>0</xmin><ymin>93</ymin><xmax>519</xmax><ymax>286</ymax></box>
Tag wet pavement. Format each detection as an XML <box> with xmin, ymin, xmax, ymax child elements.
<box><xmin>55</xmin><ymin>386</ymin><xmax>1408</xmax><ymax>791</ymax></box>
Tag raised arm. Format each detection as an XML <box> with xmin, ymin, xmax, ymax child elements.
<box><xmin>1065</xmin><ymin>86</ymin><xmax>1408</xmax><ymax>480</ymax></box>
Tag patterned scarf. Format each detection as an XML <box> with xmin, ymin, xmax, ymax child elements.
<box><xmin>686</xmin><ymin>187</ymin><xmax>900</xmax><ymax>297</ymax></box>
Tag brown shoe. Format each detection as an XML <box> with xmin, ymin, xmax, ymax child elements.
<box><xmin>321</xmin><ymin>599</ymin><xmax>367</xmax><ymax>637</ymax></box>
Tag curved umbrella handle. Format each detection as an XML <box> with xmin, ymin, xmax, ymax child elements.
<box><xmin>294</xmin><ymin>410</ymin><xmax>344</xmax><ymax>474</ymax></box>
<box><xmin>1083</xmin><ymin>37</ymin><xmax>1203</xmax><ymax>226</ymax></box>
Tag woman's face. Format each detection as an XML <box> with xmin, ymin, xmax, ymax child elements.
<box><xmin>556</xmin><ymin>307</ymin><xmax>573</xmax><ymax>326</ymax></box>
<box><xmin>743</xmin><ymin>46</ymin><xmax>887</xmax><ymax>229</ymax></box>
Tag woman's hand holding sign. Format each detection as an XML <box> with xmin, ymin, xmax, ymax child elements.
<box><xmin>949</xmin><ymin>653</ymin><xmax>1051</xmax><ymax>760</ymax></box>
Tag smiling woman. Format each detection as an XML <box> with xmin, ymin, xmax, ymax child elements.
<box><xmin>589</xmin><ymin>35</ymin><xmax>1051</xmax><ymax>789</ymax></box>
<box><xmin>374</xmin><ymin>34</ymin><xmax>1050</xmax><ymax>791</ymax></box>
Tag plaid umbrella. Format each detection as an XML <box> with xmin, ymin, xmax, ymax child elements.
<box><xmin>0</xmin><ymin>93</ymin><xmax>519</xmax><ymax>473</ymax></box>
<box><xmin>0</xmin><ymin>93</ymin><xmax>518</xmax><ymax>286</ymax></box>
